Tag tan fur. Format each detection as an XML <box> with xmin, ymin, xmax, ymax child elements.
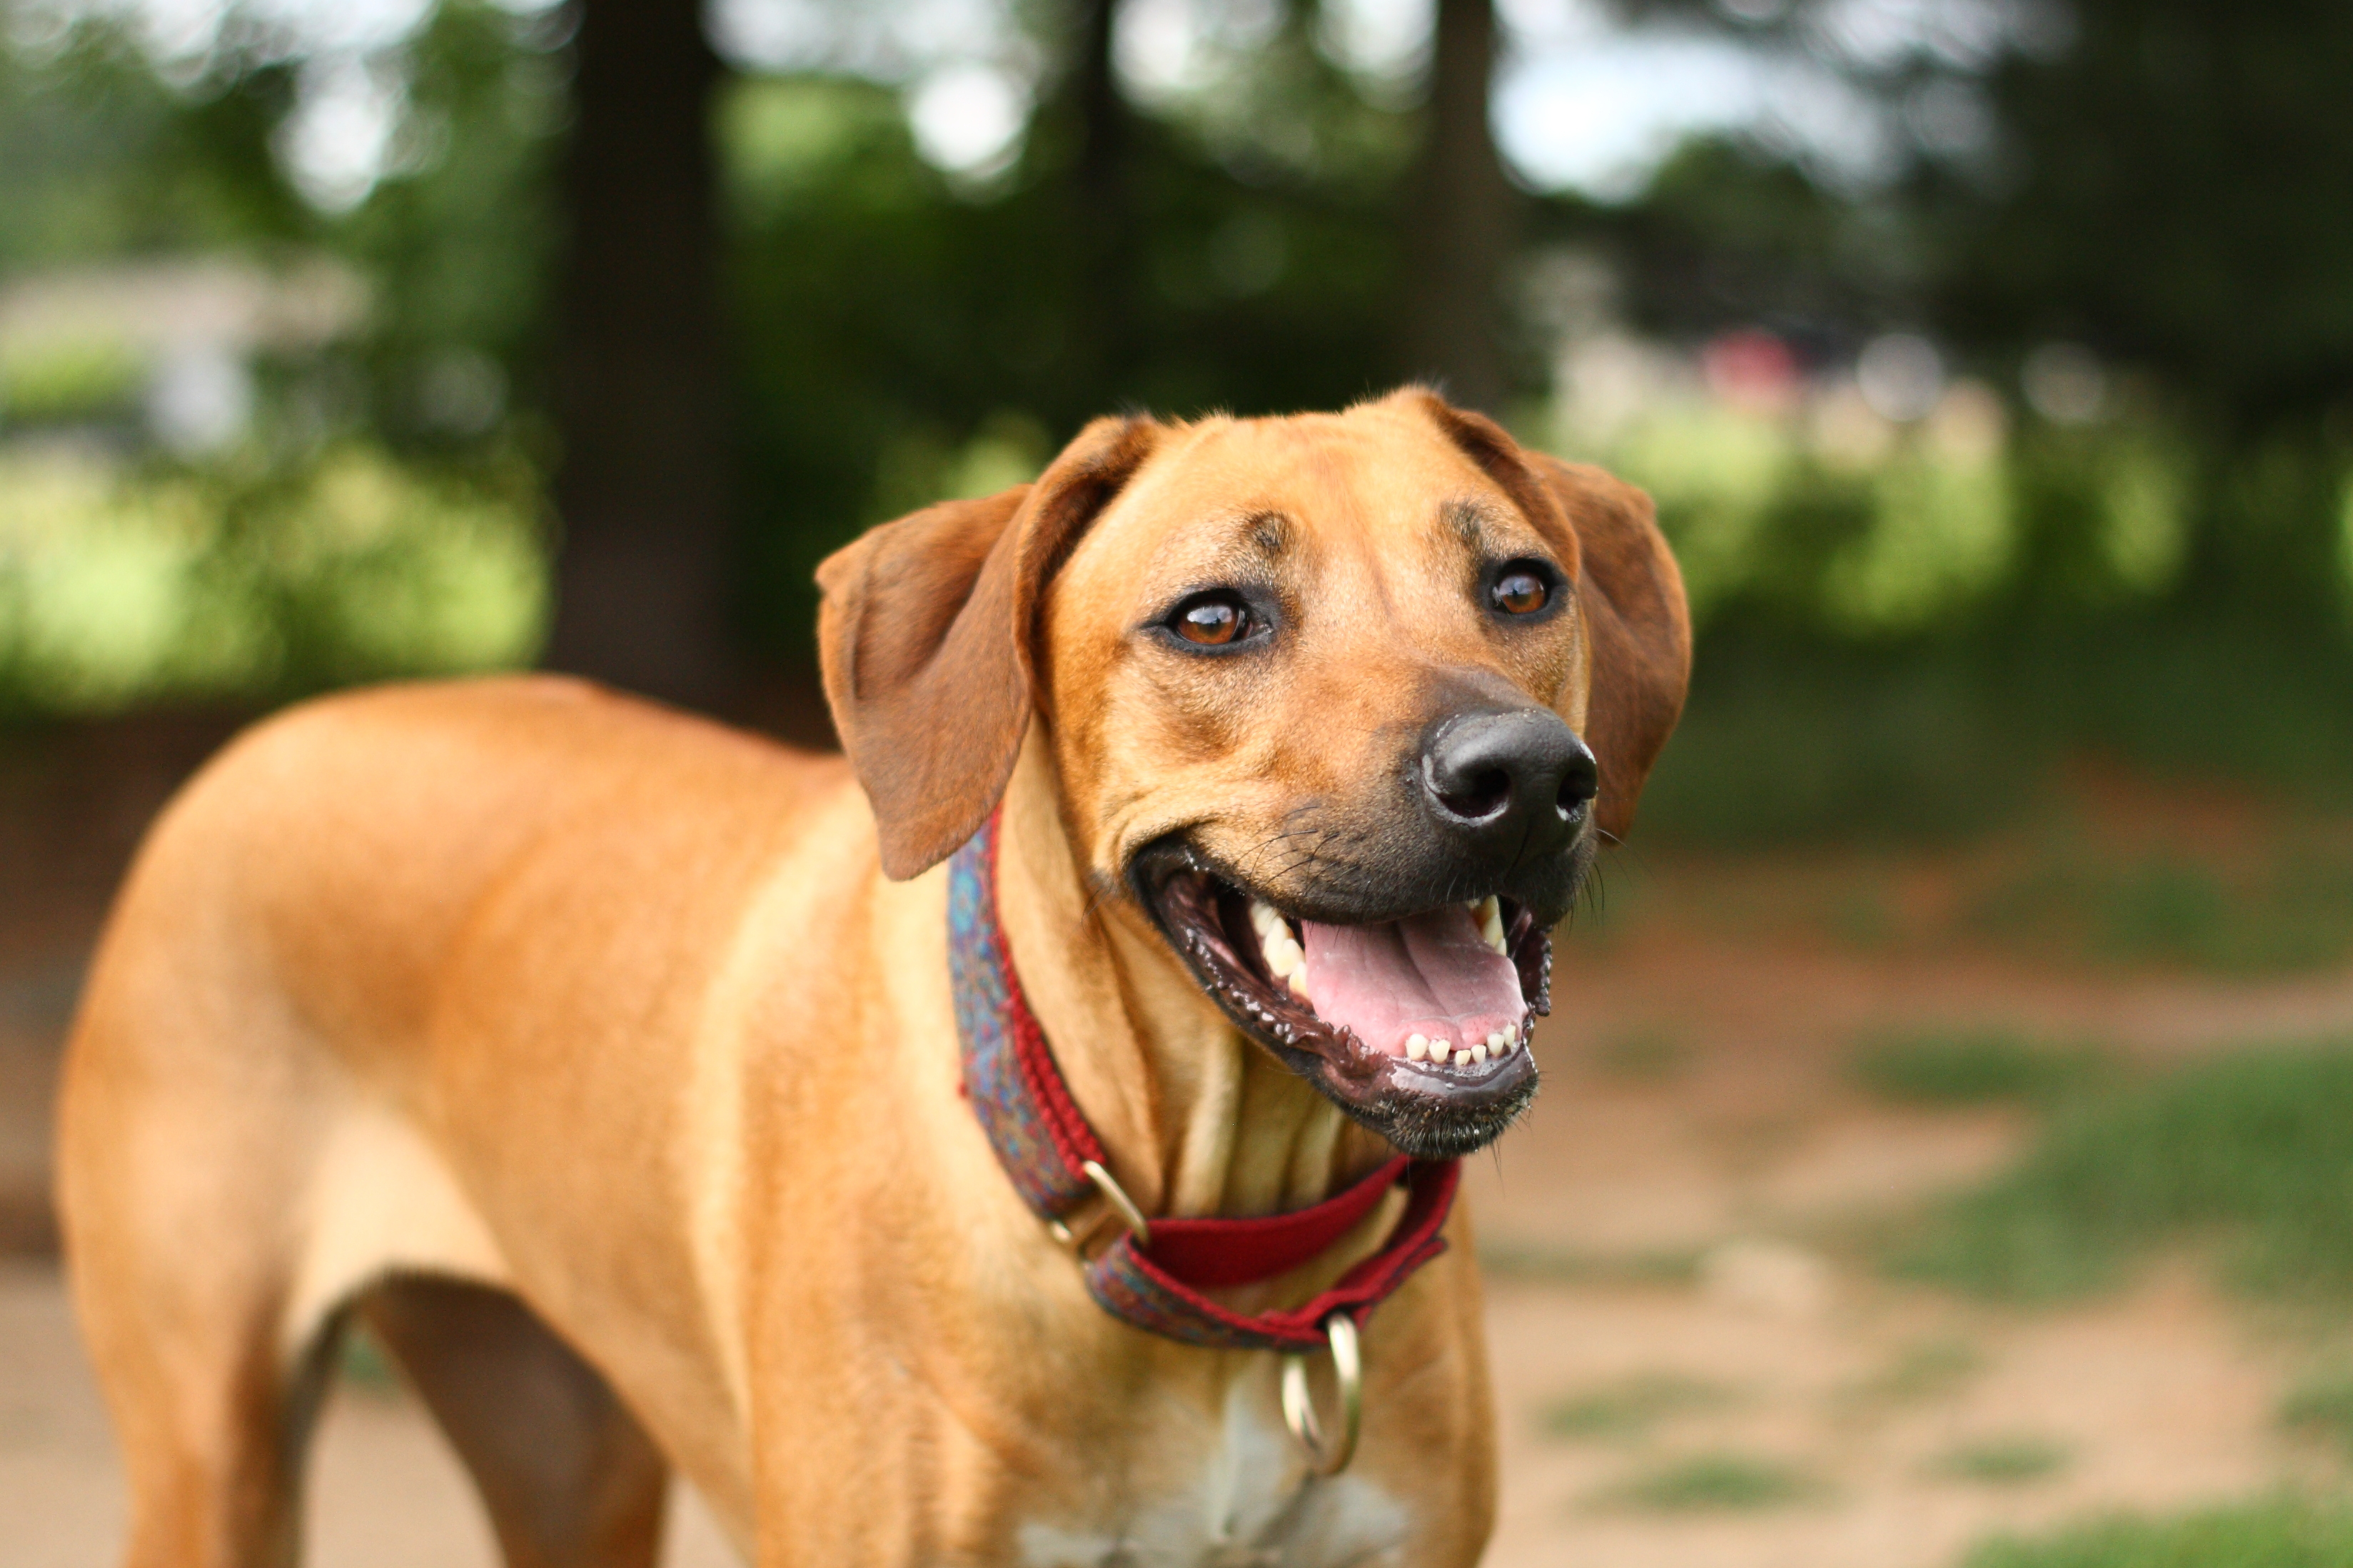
<box><xmin>56</xmin><ymin>390</ymin><xmax>1688</xmax><ymax>1567</ymax></box>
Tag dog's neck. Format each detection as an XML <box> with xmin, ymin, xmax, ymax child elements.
<box><xmin>989</xmin><ymin>728</ymin><xmax>1394</xmax><ymax>1220</ymax></box>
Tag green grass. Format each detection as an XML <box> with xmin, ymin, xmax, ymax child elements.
<box><xmin>1850</xmin><ymin>1028</ymin><xmax>2111</xmax><ymax>1106</ymax></box>
<box><xmin>1640</xmin><ymin>625</ymin><xmax>2353</xmax><ymax>851</ymax></box>
<box><xmin>2278</xmin><ymin>1366</ymin><xmax>2353</xmax><ymax>1456</ymax></box>
<box><xmin>1853</xmin><ymin>1337</ymin><xmax>1985</xmax><ymax>1403</ymax></box>
<box><xmin>1962</xmin><ymin>1498</ymin><xmax>2353</xmax><ymax>1567</ymax></box>
<box><xmin>1894</xmin><ymin>1042</ymin><xmax>2353</xmax><ymax>1302</ymax></box>
<box><xmin>1597</xmin><ymin>1452</ymin><xmax>1820</xmax><ymax>1512</ymax></box>
<box><xmin>1541</xmin><ymin>1372</ymin><xmax>1737</xmax><ymax>1441</ymax></box>
<box><xmin>1933</xmin><ymin>1435</ymin><xmax>2071</xmax><ymax>1484</ymax></box>
<box><xmin>1967</xmin><ymin>846</ymin><xmax>2353</xmax><ymax>976</ymax></box>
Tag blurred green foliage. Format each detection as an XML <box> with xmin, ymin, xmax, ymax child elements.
<box><xmin>2277</xmin><ymin>1365</ymin><xmax>2353</xmax><ymax>1460</ymax></box>
<box><xmin>0</xmin><ymin>0</ymin><xmax>2351</xmax><ymax>856</ymax></box>
<box><xmin>1965</xmin><ymin>842</ymin><xmax>2353</xmax><ymax>975</ymax></box>
<box><xmin>1853</xmin><ymin>1337</ymin><xmax>1983</xmax><ymax>1405</ymax></box>
<box><xmin>0</xmin><ymin>443</ymin><xmax>543</xmax><ymax>714</ymax></box>
<box><xmin>1596</xmin><ymin>1452</ymin><xmax>1822</xmax><ymax>1512</ymax></box>
<box><xmin>1943</xmin><ymin>0</ymin><xmax>2353</xmax><ymax>430</ymax></box>
<box><xmin>0</xmin><ymin>19</ymin><xmax>299</xmax><ymax>268</ymax></box>
<box><xmin>1893</xmin><ymin>1043</ymin><xmax>2353</xmax><ymax>1303</ymax></box>
<box><xmin>1962</xmin><ymin>1499</ymin><xmax>2353</xmax><ymax>1568</ymax></box>
<box><xmin>1541</xmin><ymin>1372</ymin><xmax>1738</xmax><ymax>1442</ymax></box>
<box><xmin>0</xmin><ymin>3</ymin><xmax>559</xmax><ymax>709</ymax></box>
<box><xmin>1848</xmin><ymin>1028</ymin><xmax>2110</xmax><ymax>1107</ymax></box>
<box><xmin>720</xmin><ymin>63</ymin><xmax>1410</xmax><ymax>647</ymax></box>
<box><xmin>1932</xmin><ymin>1436</ymin><xmax>2070</xmax><ymax>1486</ymax></box>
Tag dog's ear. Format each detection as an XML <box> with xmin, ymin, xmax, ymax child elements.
<box><xmin>1406</xmin><ymin>391</ymin><xmax>1692</xmax><ymax>842</ymax></box>
<box><xmin>1526</xmin><ymin>451</ymin><xmax>1691</xmax><ymax>841</ymax></box>
<box><xmin>817</xmin><ymin>415</ymin><xmax>1162</xmax><ymax>879</ymax></box>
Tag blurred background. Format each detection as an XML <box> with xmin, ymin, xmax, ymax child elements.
<box><xmin>7</xmin><ymin>0</ymin><xmax>2353</xmax><ymax>1563</ymax></box>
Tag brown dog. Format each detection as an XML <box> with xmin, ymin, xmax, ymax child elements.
<box><xmin>56</xmin><ymin>388</ymin><xmax>1688</xmax><ymax>1567</ymax></box>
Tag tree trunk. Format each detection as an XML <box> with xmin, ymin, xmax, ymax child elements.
<box><xmin>545</xmin><ymin>0</ymin><xmax>736</xmax><ymax>709</ymax></box>
<box><xmin>1069</xmin><ymin>0</ymin><xmax>1132</xmax><ymax>410</ymax></box>
<box><xmin>1398</xmin><ymin>0</ymin><xmax>1514</xmax><ymax>413</ymax></box>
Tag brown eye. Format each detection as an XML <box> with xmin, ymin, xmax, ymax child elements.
<box><xmin>1174</xmin><ymin>595</ymin><xmax>1248</xmax><ymax>646</ymax></box>
<box><xmin>1491</xmin><ymin>567</ymin><xmax>1550</xmax><ymax>616</ymax></box>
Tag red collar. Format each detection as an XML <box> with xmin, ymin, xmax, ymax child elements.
<box><xmin>949</xmin><ymin>812</ymin><xmax>1460</xmax><ymax>1352</ymax></box>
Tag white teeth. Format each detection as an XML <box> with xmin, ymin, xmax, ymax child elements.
<box><xmin>1255</xmin><ymin>902</ymin><xmax>1306</xmax><ymax>987</ymax></box>
<box><xmin>1471</xmin><ymin>1043</ymin><xmax>1488</xmax><ymax>1064</ymax></box>
<box><xmin>1406</xmin><ymin>1033</ymin><xmax>1429</xmax><ymax>1061</ymax></box>
<box><xmin>1504</xmin><ymin>1023</ymin><xmax>1518</xmax><ymax>1047</ymax></box>
<box><xmin>1431</xmin><ymin>1039</ymin><xmax>1451</xmax><ymax>1063</ymax></box>
<box><xmin>1453</xmin><ymin>1048</ymin><xmax>1473</xmax><ymax>1066</ymax></box>
<box><xmin>1485</xmin><ymin>1031</ymin><xmax>1503</xmax><ymax>1051</ymax></box>
<box><xmin>1477</xmin><ymin>896</ymin><xmax>1507</xmax><ymax>954</ymax></box>
<box><xmin>1251</xmin><ymin>904</ymin><xmax>1311</xmax><ymax>999</ymax></box>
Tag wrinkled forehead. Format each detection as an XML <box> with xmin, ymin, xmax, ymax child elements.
<box><xmin>1071</xmin><ymin>406</ymin><xmax>1549</xmax><ymax>590</ymax></box>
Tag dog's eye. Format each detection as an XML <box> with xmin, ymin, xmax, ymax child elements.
<box><xmin>1171</xmin><ymin>594</ymin><xmax>1249</xmax><ymax>647</ymax></box>
<box><xmin>1491</xmin><ymin>566</ymin><xmax>1551</xmax><ymax>617</ymax></box>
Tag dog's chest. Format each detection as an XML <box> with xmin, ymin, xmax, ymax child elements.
<box><xmin>1012</xmin><ymin>1387</ymin><xmax>1411</xmax><ymax>1568</ymax></box>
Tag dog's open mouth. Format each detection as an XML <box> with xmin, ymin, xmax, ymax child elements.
<box><xmin>1135</xmin><ymin>851</ymin><xmax>1553</xmax><ymax>1157</ymax></box>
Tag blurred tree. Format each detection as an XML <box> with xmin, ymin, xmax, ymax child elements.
<box><xmin>0</xmin><ymin>21</ymin><xmax>302</xmax><ymax>270</ymax></box>
<box><xmin>338</xmin><ymin>2</ymin><xmax>567</xmax><ymax>453</ymax></box>
<box><xmin>1069</xmin><ymin>0</ymin><xmax>1134</xmax><ymax>401</ymax></box>
<box><xmin>1927</xmin><ymin>0</ymin><xmax>2353</xmax><ymax>630</ymax></box>
<box><xmin>1397</xmin><ymin>0</ymin><xmax>1513</xmax><ymax>412</ymax></box>
<box><xmin>543</xmin><ymin>0</ymin><xmax>738</xmax><ymax>707</ymax></box>
<box><xmin>1943</xmin><ymin>0</ymin><xmax>2353</xmax><ymax>431</ymax></box>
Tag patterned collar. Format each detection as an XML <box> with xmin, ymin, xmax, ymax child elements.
<box><xmin>948</xmin><ymin>811</ymin><xmax>1460</xmax><ymax>1353</ymax></box>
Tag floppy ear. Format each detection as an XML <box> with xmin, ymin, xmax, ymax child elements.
<box><xmin>1405</xmin><ymin>390</ymin><xmax>1691</xmax><ymax>842</ymax></box>
<box><xmin>1526</xmin><ymin>451</ymin><xmax>1691</xmax><ymax>841</ymax></box>
<box><xmin>816</xmin><ymin>415</ymin><xmax>1162</xmax><ymax>879</ymax></box>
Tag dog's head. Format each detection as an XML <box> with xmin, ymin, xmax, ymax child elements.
<box><xmin>817</xmin><ymin>389</ymin><xmax>1690</xmax><ymax>1158</ymax></box>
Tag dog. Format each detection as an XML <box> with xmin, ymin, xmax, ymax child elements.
<box><xmin>56</xmin><ymin>388</ymin><xmax>1688</xmax><ymax>1567</ymax></box>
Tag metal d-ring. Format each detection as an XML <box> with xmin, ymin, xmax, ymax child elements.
<box><xmin>1280</xmin><ymin>1312</ymin><xmax>1363</xmax><ymax>1476</ymax></box>
<box><xmin>1047</xmin><ymin>1159</ymin><xmax>1153</xmax><ymax>1254</ymax></box>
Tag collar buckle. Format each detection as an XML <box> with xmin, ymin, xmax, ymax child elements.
<box><xmin>1281</xmin><ymin>1312</ymin><xmax>1364</xmax><ymax>1475</ymax></box>
<box><xmin>1046</xmin><ymin>1158</ymin><xmax>1153</xmax><ymax>1259</ymax></box>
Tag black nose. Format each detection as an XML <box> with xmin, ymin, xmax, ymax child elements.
<box><xmin>1421</xmin><ymin>708</ymin><xmax>1598</xmax><ymax>863</ymax></box>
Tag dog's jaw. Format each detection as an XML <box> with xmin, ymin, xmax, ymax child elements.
<box><xmin>1129</xmin><ymin>846</ymin><xmax>1549</xmax><ymax>1160</ymax></box>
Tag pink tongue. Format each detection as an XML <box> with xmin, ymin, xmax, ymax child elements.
<box><xmin>1299</xmin><ymin>906</ymin><xmax>1524</xmax><ymax>1060</ymax></box>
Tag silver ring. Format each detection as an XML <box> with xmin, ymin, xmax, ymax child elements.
<box><xmin>1280</xmin><ymin>1313</ymin><xmax>1362</xmax><ymax>1475</ymax></box>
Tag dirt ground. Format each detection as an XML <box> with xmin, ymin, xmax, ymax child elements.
<box><xmin>9</xmin><ymin>713</ymin><xmax>2353</xmax><ymax>1565</ymax></box>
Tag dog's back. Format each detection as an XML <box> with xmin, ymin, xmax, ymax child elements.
<box><xmin>55</xmin><ymin>674</ymin><xmax>855</xmax><ymax>1566</ymax></box>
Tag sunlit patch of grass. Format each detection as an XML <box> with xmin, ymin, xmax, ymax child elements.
<box><xmin>2278</xmin><ymin>1365</ymin><xmax>2353</xmax><ymax>1456</ymax></box>
<box><xmin>1962</xmin><ymin>1497</ymin><xmax>2353</xmax><ymax>1567</ymax></box>
<box><xmin>1595</xmin><ymin>1452</ymin><xmax>1821</xmax><ymax>1512</ymax></box>
<box><xmin>1852</xmin><ymin>1336</ymin><xmax>1985</xmax><ymax>1403</ymax></box>
<box><xmin>1893</xmin><ymin>1043</ymin><xmax>2353</xmax><ymax>1303</ymax></box>
<box><xmin>1849</xmin><ymin>1027</ymin><xmax>2111</xmax><ymax>1106</ymax></box>
<box><xmin>1967</xmin><ymin>844</ymin><xmax>2353</xmax><ymax>976</ymax></box>
<box><xmin>0</xmin><ymin>443</ymin><xmax>545</xmax><ymax>716</ymax></box>
<box><xmin>1933</xmin><ymin>1435</ymin><xmax>2071</xmax><ymax>1484</ymax></box>
<box><xmin>1541</xmin><ymin>1372</ymin><xmax>1738</xmax><ymax>1442</ymax></box>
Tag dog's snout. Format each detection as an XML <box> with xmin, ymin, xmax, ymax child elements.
<box><xmin>1421</xmin><ymin>709</ymin><xmax>1597</xmax><ymax>861</ymax></box>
